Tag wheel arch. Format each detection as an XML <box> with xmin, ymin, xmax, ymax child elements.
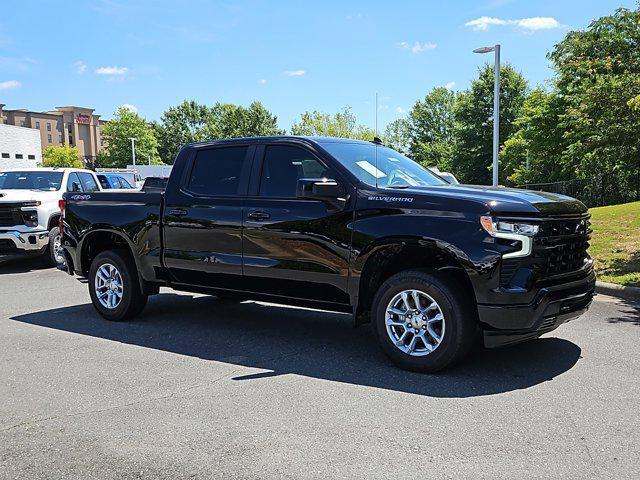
<box><xmin>353</xmin><ymin>237</ymin><xmax>476</xmax><ymax>325</ymax></box>
<box><xmin>79</xmin><ymin>229</ymin><xmax>146</xmax><ymax>291</ymax></box>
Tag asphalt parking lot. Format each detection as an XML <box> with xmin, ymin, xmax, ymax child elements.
<box><xmin>1</xmin><ymin>257</ymin><xmax>639</xmax><ymax>479</ymax></box>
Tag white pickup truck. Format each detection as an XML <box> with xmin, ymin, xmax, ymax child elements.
<box><xmin>0</xmin><ymin>168</ymin><xmax>102</xmax><ymax>266</ymax></box>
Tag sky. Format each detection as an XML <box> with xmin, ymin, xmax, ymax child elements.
<box><xmin>0</xmin><ymin>0</ymin><xmax>636</xmax><ymax>131</ymax></box>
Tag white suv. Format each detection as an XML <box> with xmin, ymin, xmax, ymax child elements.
<box><xmin>0</xmin><ymin>168</ymin><xmax>102</xmax><ymax>266</ymax></box>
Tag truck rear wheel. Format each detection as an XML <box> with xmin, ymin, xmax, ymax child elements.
<box><xmin>88</xmin><ymin>250</ymin><xmax>148</xmax><ymax>321</ymax></box>
<box><xmin>371</xmin><ymin>270</ymin><xmax>475</xmax><ymax>372</ymax></box>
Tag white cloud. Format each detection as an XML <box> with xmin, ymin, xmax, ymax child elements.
<box><xmin>259</xmin><ymin>79</ymin><xmax>267</xmax><ymax>85</ymax></box>
<box><xmin>515</xmin><ymin>17</ymin><xmax>562</xmax><ymax>31</ymax></box>
<box><xmin>95</xmin><ymin>65</ymin><xmax>128</xmax><ymax>75</ymax></box>
<box><xmin>284</xmin><ymin>69</ymin><xmax>305</xmax><ymax>77</ymax></box>
<box><xmin>121</xmin><ymin>103</ymin><xmax>138</xmax><ymax>113</ymax></box>
<box><xmin>395</xmin><ymin>106</ymin><xmax>407</xmax><ymax>114</ymax></box>
<box><xmin>0</xmin><ymin>80</ymin><xmax>20</xmax><ymax>90</ymax></box>
<box><xmin>464</xmin><ymin>16</ymin><xmax>561</xmax><ymax>32</ymax></box>
<box><xmin>445</xmin><ymin>81</ymin><xmax>456</xmax><ymax>90</ymax></box>
<box><xmin>73</xmin><ymin>60</ymin><xmax>87</xmax><ymax>74</ymax></box>
<box><xmin>398</xmin><ymin>41</ymin><xmax>437</xmax><ymax>54</ymax></box>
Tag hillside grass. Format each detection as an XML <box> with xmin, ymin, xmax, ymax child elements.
<box><xmin>588</xmin><ymin>201</ymin><xmax>640</xmax><ymax>287</ymax></box>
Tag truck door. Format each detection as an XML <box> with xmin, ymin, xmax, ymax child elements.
<box><xmin>242</xmin><ymin>143</ymin><xmax>352</xmax><ymax>304</ymax></box>
<box><xmin>162</xmin><ymin>144</ymin><xmax>253</xmax><ymax>289</ymax></box>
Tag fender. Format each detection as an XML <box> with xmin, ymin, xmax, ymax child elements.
<box><xmin>78</xmin><ymin>227</ymin><xmax>149</xmax><ymax>292</ymax></box>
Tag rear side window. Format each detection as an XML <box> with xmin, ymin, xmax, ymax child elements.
<box><xmin>111</xmin><ymin>176</ymin><xmax>122</xmax><ymax>189</ymax></box>
<box><xmin>97</xmin><ymin>175</ymin><xmax>110</xmax><ymax>189</ymax></box>
<box><xmin>67</xmin><ymin>173</ymin><xmax>83</xmax><ymax>192</ymax></box>
<box><xmin>119</xmin><ymin>177</ymin><xmax>133</xmax><ymax>188</ymax></box>
<box><xmin>187</xmin><ymin>146</ymin><xmax>248</xmax><ymax>196</ymax></box>
<box><xmin>259</xmin><ymin>145</ymin><xmax>330</xmax><ymax>198</ymax></box>
<box><xmin>78</xmin><ymin>172</ymin><xmax>100</xmax><ymax>192</ymax></box>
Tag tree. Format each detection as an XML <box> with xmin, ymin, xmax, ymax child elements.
<box><xmin>205</xmin><ymin>101</ymin><xmax>284</xmax><ymax>139</ymax></box>
<box><xmin>98</xmin><ymin>107</ymin><xmax>162</xmax><ymax>168</ymax></box>
<box><xmin>383</xmin><ymin>118</ymin><xmax>411</xmax><ymax>155</ymax></box>
<box><xmin>547</xmin><ymin>6</ymin><xmax>640</xmax><ymax>202</ymax></box>
<box><xmin>152</xmin><ymin>100</ymin><xmax>212</xmax><ymax>164</ymax></box>
<box><xmin>452</xmin><ymin>64</ymin><xmax>528</xmax><ymax>185</ymax></box>
<box><xmin>501</xmin><ymin>88</ymin><xmax>568</xmax><ymax>185</ymax></box>
<box><xmin>41</xmin><ymin>145</ymin><xmax>84</xmax><ymax>168</ymax></box>
<box><xmin>407</xmin><ymin>87</ymin><xmax>457</xmax><ymax>171</ymax></box>
<box><xmin>291</xmin><ymin>107</ymin><xmax>375</xmax><ymax>141</ymax></box>
<box><xmin>152</xmin><ymin>101</ymin><xmax>283</xmax><ymax>163</ymax></box>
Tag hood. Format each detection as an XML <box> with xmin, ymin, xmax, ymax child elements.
<box><xmin>0</xmin><ymin>189</ymin><xmax>61</xmax><ymax>203</ymax></box>
<box><xmin>393</xmin><ymin>184</ymin><xmax>587</xmax><ymax>216</ymax></box>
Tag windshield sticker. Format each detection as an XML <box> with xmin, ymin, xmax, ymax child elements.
<box><xmin>356</xmin><ymin>160</ymin><xmax>387</xmax><ymax>179</ymax></box>
<box><xmin>367</xmin><ymin>195</ymin><xmax>414</xmax><ymax>203</ymax></box>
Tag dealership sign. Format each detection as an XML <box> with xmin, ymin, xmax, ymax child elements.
<box><xmin>76</xmin><ymin>113</ymin><xmax>91</xmax><ymax>124</ymax></box>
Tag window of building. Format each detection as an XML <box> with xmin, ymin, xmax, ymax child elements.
<box><xmin>47</xmin><ymin>134</ymin><xmax>52</xmax><ymax>143</ymax></box>
<box><xmin>47</xmin><ymin>123</ymin><xmax>51</xmax><ymax>132</ymax></box>
<box><xmin>20</xmin><ymin>120</ymin><xmax>25</xmax><ymax>127</ymax></box>
<box><xmin>1</xmin><ymin>153</ymin><xmax>9</xmax><ymax>158</ymax></box>
<box><xmin>259</xmin><ymin>145</ymin><xmax>330</xmax><ymax>198</ymax></box>
<box><xmin>187</xmin><ymin>146</ymin><xmax>249</xmax><ymax>196</ymax></box>
<box><xmin>69</xmin><ymin>135</ymin><xmax>73</xmax><ymax>145</ymax></box>
<box><xmin>28</xmin><ymin>155</ymin><xmax>35</xmax><ymax>160</ymax></box>
<box><xmin>35</xmin><ymin>121</ymin><xmax>40</xmax><ymax>129</ymax></box>
<box><xmin>15</xmin><ymin>154</ymin><xmax>23</xmax><ymax>159</ymax></box>
<box><xmin>59</xmin><ymin>134</ymin><xmax>63</xmax><ymax>143</ymax></box>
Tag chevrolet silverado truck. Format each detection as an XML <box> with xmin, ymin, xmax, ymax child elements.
<box><xmin>0</xmin><ymin>167</ymin><xmax>102</xmax><ymax>266</ymax></box>
<box><xmin>60</xmin><ymin>137</ymin><xmax>595</xmax><ymax>372</ymax></box>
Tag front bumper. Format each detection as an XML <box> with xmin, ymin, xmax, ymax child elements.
<box><xmin>0</xmin><ymin>230</ymin><xmax>49</xmax><ymax>255</ymax></box>
<box><xmin>478</xmin><ymin>268</ymin><xmax>596</xmax><ymax>348</ymax></box>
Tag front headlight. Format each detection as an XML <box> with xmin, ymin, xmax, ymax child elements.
<box><xmin>480</xmin><ymin>216</ymin><xmax>539</xmax><ymax>237</ymax></box>
<box><xmin>480</xmin><ymin>216</ymin><xmax>537</xmax><ymax>259</ymax></box>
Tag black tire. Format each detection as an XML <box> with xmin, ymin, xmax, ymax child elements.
<box><xmin>46</xmin><ymin>226</ymin><xmax>64</xmax><ymax>267</ymax></box>
<box><xmin>88</xmin><ymin>250</ymin><xmax>148</xmax><ymax>321</ymax></box>
<box><xmin>371</xmin><ymin>270</ymin><xmax>475</xmax><ymax>372</ymax></box>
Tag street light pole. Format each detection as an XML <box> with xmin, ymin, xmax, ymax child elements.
<box><xmin>128</xmin><ymin>137</ymin><xmax>137</xmax><ymax>166</ymax></box>
<box><xmin>473</xmin><ymin>44</ymin><xmax>501</xmax><ymax>186</ymax></box>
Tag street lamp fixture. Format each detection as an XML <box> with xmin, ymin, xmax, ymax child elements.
<box><xmin>474</xmin><ymin>44</ymin><xmax>501</xmax><ymax>186</ymax></box>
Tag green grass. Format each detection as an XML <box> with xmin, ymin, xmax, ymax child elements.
<box><xmin>588</xmin><ymin>201</ymin><xmax>640</xmax><ymax>287</ymax></box>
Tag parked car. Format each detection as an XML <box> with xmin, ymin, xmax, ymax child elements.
<box><xmin>0</xmin><ymin>167</ymin><xmax>101</xmax><ymax>266</ymax></box>
<box><xmin>59</xmin><ymin>137</ymin><xmax>595</xmax><ymax>372</ymax></box>
<box><xmin>141</xmin><ymin>176</ymin><xmax>169</xmax><ymax>192</ymax></box>
<box><xmin>97</xmin><ymin>173</ymin><xmax>137</xmax><ymax>190</ymax></box>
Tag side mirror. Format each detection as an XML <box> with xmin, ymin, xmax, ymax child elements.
<box><xmin>296</xmin><ymin>178</ymin><xmax>346</xmax><ymax>209</ymax></box>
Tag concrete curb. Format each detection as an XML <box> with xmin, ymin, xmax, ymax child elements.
<box><xmin>596</xmin><ymin>281</ymin><xmax>640</xmax><ymax>302</ymax></box>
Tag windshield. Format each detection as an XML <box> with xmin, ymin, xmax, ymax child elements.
<box><xmin>0</xmin><ymin>171</ymin><xmax>64</xmax><ymax>191</ymax></box>
<box><xmin>320</xmin><ymin>142</ymin><xmax>447</xmax><ymax>188</ymax></box>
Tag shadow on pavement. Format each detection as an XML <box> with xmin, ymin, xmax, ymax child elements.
<box><xmin>10</xmin><ymin>293</ymin><xmax>582</xmax><ymax>398</ymax></box>
<box><xmin>0</xmin><ymin>255</ymin><xmax>51</xmax><ymax>274</ymax></box>
<box><xmin>605</xmin><ymin>298</ymin><xmax>640</xmax><ymax>326</ymax></box>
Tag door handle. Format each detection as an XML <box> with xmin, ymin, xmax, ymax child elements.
<box><xmin>169</xmin><ymin>208</ymin><xmax>188</xmax><ymax>217</ymax></box>
<box><xmin>247</xmin><ymin>210</ymin><xmax>270</xmax><ymax>220</ymax></box>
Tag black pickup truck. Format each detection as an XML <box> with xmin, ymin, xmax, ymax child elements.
<box><xmin>60</xmin><ymin>136</ymin><xmax>595</xmax><ymax>372</ymax></box>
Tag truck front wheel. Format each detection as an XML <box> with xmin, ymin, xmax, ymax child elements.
<box><xmin>88</xmin><ymin>250</ymin><xmax>148</xmax><ymax>321</ymax></box>
<box><xmin>46</xmin><ymin>226</ymin><xmax>65</xmax><ymax>267</ymax></box>
<box><xmin>371</xmin><ymin>270</ymin><xmax>475</xmax><ymax>372</ymax></box>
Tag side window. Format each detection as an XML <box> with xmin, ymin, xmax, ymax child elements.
<box><xmin>78</xmin><ymin>172</ymin><xmax>100</xmax><ymax>192</ymax></box>
<box><xmin>112</xmin><ymin>177</ymin><xmax>122</xmax><ymax>188</ymax></box>
<box><xmin>187</xmin><ymin>146</ymin><xmax>248</xmax><ymax>196</ymax></box>
<box><xmin>67</xmin><ymin>173</ymin><xmax>83</xmax><ymax>192</ymax></box>
<box><xmin>97</xmin><ymin>175</ymin><xmax>110</xmax><ymax>189</ymax></box>
<box><xmin>119</xmin><ymin>177</ymin><xmax>133</xmax><ymax>188</ymax></box>
<box><xmin>259</xmin><ymin>145</ymin><xmax>330</xmax><ymax>198</ymax></box>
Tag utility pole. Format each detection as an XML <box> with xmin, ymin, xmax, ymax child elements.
<box><xmin>473</xmin><ymin>44</ymin><xmax>501</xmax><ymax>186</ymax></box>
<box><xmin>128</xmin><ymin>137</ymin><xmax>137</xmax><ymax>166</ymax></box>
